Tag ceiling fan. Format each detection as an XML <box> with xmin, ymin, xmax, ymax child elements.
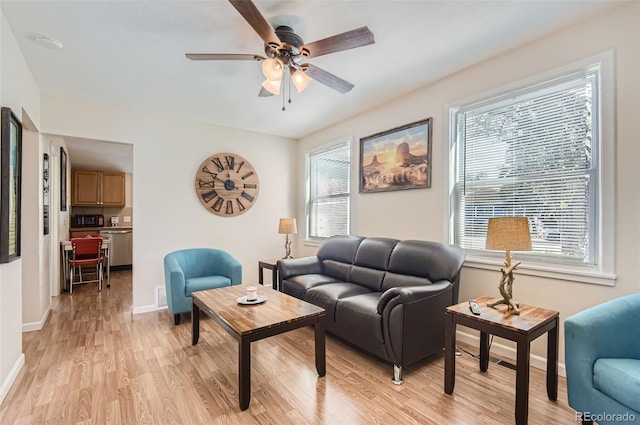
<box><xmin>186</xmin><ymin>0</ymin><xmax>375</xmax><ymax>99</ymax></box>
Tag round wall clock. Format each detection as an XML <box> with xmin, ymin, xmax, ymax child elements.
<box><xmin>194</xmin><ymin>152</ymin><xmax>259</xmax><ymax>217</ymax></box>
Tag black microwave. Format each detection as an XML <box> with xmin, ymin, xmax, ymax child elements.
<box><xmin>72</xmin><ymin>214</ymin><xmax>104</xmax><ymax>227</ymax></box>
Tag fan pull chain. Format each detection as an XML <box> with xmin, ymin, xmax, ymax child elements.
<box><xmin>288</xmin><ymin>73</ymin><xmax>292</xmax><ymax>105</ymax></box>
<box><xmin>282</xmin><ymin>74</ymin><xmax>286</xmax><ymax>111</ymax></box>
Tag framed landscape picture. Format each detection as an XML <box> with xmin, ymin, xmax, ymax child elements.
<box><xmin>359</xmin><ymin>117</ymin><xmax>433</xmax><ymax>193</ymax></box>
<box><xmin>0</xmin><ymin>107</ymin><xmax>23</xmax><ymax>263</ymax></box>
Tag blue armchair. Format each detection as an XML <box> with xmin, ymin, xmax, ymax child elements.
<box><xmin>564</xmin><ymin>294</ymin><xmax>640</xmax><ymax>425</ymax></box>
<box><xmin>164</xmin><ymin>248</ymin><xmax>242</xmax><ymax>325</ymax></box>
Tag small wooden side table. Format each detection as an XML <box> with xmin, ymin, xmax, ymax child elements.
<box><xmin>258</xmin><ymin>258</ymin><xmax>279</xmax><ymax>290</ymax></box>
<box><xmin>444</xmin><ymin>295</ymin><xmax>559</xmax><ymax>425</ymax></box>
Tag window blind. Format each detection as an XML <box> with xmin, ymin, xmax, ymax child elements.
<box><xmin>307</xmin><ymin>142</ymin><xmax>350</xmax><ymax>239</ymax></box>
<box><xmin>452</xmin><ymin>68</ymin><xmax>599</xmax><ymax>265</ymax></box>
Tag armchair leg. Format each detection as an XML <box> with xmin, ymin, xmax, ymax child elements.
<box><xmin>392</xmin><ymin>364</ymin><xmax>403</xmax><ymax>385</ymax></box>
<box><xmin>174</xmin><ymin>314</ymin><xmax>181</xmax><ymax>325</ymax></box>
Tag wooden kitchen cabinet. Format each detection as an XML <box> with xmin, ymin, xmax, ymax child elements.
<box><xmin>72</xmin><ymin>170</ymin><xmax>125</xmax><ymax>207</ymax></box>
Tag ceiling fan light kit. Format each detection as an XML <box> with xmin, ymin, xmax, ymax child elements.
<box><xmin>261</xmin><ymin>78</ymin><xmax>281</xmax><ymax>95</ymax></box>
<box><xmin>292</xmin><ymin>69</ymin><xmax>312</xmax><ymax>93</ymax></box>
<box><xmin>261</xmin><ymin>57</ymin><xmax>284</xmax><ymax>81</ymax></box>
<box><xmin>186</xmin><ymin>0</ymin><xmax>375</xmax><ymax>109</ymax></box>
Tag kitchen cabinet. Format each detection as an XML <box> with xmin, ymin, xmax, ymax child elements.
<box><xmin>72</xmin><ymin>170</ymin><xmax>125</xmax><ymax>207</ymax></box>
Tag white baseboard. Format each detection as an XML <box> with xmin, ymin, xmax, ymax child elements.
<box><xmin>0</xmin><ymin>353</ymin><xmax>25</xmax><ymax>404</ymax></box>
<box><xmin>22</xmin><ymin>306</ymin><xmax>51</xmax><ymax>333</ymax></box>
<box><xmin>456</xmin><ymin>329</ymin><xmax>566</xmax><ymax>377</ymax></box>
<box><xmin>132</xmin><ymin>304</ymin><xmax>167</xmax><ymax>315</ymax></box>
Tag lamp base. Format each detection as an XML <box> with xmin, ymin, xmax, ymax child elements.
<box><xmin>487</xmin><ymin>297</ymin><xmax>520</xmax><ymax>315</ymax></box>
<box><xmin>489</xmin><ymin>256</ymin><xmax>522</xmax><ymax>315</ymax></box>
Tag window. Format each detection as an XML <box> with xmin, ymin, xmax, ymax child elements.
<box><xmin>449</xmin><ymin>60</ymin><xmax>613</xmax><ymax>281</ymax></box>
<box><xmin>306</xmin><ymin>140</ymin><xmax>350</xmax><ymax>242</ymax></box>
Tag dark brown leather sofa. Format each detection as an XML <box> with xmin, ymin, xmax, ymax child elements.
<box><xmin>277</xmin><ymin>235</ymin><xmax>466</xmax><ymax>384</ymax></box>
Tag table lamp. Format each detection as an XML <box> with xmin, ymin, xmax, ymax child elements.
<box><xmin>485</xmin><ymin>217</ymin><xmax>531</xmax><ymax>315</ymax></box>
<box><xmin>278</xmin><ymin>218</ymin><xmax>297</xmax><ymax>259</ymax></box>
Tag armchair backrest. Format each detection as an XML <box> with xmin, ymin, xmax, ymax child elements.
<box><xmin>164</xmin><ymin>248</ymin><xmax>242</xmax><ymax>283</ymax></box>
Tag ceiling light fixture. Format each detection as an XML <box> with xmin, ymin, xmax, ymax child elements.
<box><xmin>34</xmin><ymin>35</ymin><xmax>63</xmax><ymax>50</ymax></box>
<box><xmin>261</xmin><ymin>57</ymin><xmax>283</xmax><ymax>81</ymax></box>
<box><xmin>291</xmin><ymin>68</ymin><xmax>312</xmax><ymax>93</ymax></box>
<box><xmin>261</xmin><ymin>78</ymin><xmax>281</xmax><ymax>95</ymax></box>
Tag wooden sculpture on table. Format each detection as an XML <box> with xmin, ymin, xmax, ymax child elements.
<box><xmin>485</xmin><ymin>217</ymin><xmax>531</xmax><ymax>315</ymax></box>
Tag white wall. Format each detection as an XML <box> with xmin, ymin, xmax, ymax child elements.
<box><xmin>297</xmin><ymin>2</ymin><xmax>640</xmax><ymax>367</ymax></box>
<box><xmin>0</xmin><ymin>10</ymin><xmax>41</xmax><ymax>401</ymax></box>
<box><xmin>40</xmin><ymin>95</ymin><xmax>296</xmax><ymax>313</ymax></box>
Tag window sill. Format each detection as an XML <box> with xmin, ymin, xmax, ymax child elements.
<box><xmin>303</xmin><ymin>239</ymin><xmax>323</xmax><ymax>247</ymax></box>
<box><xmin>463</xmin><ymin>256</ymin><xmax>616</xmax><ymax>286</ymax></box>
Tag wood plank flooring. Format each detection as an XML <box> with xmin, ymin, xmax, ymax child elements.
<box><xmin>1</xmin><ymin>271</ymin><xmax>579</xmax><ymax>424</ymax></box>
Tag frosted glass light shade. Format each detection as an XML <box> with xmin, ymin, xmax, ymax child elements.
<box><xmin>292</xmin><ymin>69</ymin><xmax>312</xmax><ymax>93</ymax></box>
<box><xmin>261</xmin><ymin>78</ymin><xmax>281</xmax><ymax>95</ymax></box>
<box><xmin>262</xmin><ymin>58</ymin><xmax>284</xmax><ymax>81</ymax></box>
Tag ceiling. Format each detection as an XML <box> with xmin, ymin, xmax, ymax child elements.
<box><xmin>1</xmin><ymin>0</ymin><xmax>625</xmax><ymax>169</ymax></box>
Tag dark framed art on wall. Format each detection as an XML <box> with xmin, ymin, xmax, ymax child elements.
<box><xmin>359</xmin><ymin>117</ymin><xmax>433</xmax><ymax>193</ymax></box>
<box><xmin>0</xmin><ymin>107</ymin><xmax>23</xmax><ymax>263</ymax></box>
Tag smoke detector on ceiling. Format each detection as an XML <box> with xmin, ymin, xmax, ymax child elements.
<box><xmin>34</xmin><ymin>35</ymin><xmax>63</xmax><ymax>50</ymax></box>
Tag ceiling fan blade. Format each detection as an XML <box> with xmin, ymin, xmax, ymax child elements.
<box><xmin>228</xmin><ymin>0</ymin><xmax>281</xmax><ymax>48</ymax></box>
<box><xmin>258</xmin><ymin>87</ymin><xmax>273</xmax><ymax>97</ymax></box>
<box><xmin>301</xmin><ymin>26</ymin><xmax>374</xmax><ymax>58</ymax></box>
<box><xmin>303</xmin><ymin>64</ymin><xmax>354</xmax><ymax>94</ymax></box>
<box><xmin>186</xmin><ymin>53</ymin><xmax>265</xmax><ymax>61</ymax></box>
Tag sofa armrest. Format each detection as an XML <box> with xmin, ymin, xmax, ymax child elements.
<box><xmin>564</xmin><ymin>294</ymin><xmax>640</xmax><ymax>408</ymax></box>
<box><xmin>377</xmin><ymin>280</ymin><xmax>453</xmax><ymax>314</ymax></box>
<box><xmin>278</xmin><ymin>256</ymin><xmax>322</xmax><ymax>280</ymax></box>
<box><xmin>220</xmin><ymin>255</ymin><xmax>243</xmax><ymax>285</ymax></box>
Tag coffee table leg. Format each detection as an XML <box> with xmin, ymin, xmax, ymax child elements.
<box><xmin>547</xmin><ymin>317</ymin><xmax>559</xmax><ymax>400</ymax></box>
<box><xmin>480</xmin><ymin>331</ymin><xmax>490</xmax><ymax>371</ymax></box>
<box><xmin>444</xmin><ymin>313</ymin><xmax>456</xmax><ymax>394</ymax></box>
<box><xmin>314</xmin><ymin>319</ymin><xmax>326</xmax><ymax>376</ymax></box>
<box><xmin>239</xmin><ymin>338</ymin><xmax>251</xmax><ymax>410</ymax></box>
<box><xmin>192</xmin><ymin>301</ymin><xmax>200</xmax><ymax>345</ymax></box>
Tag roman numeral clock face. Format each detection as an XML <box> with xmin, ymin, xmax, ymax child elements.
<box><xmin>195</xmin><ymin>153</ymin><xmax>260</xmax><ymax>217</ymax></box>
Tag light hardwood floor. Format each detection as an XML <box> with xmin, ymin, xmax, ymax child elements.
<box><xmin>1</xmin><ymin>271</ymin><xmax>579</xmax><ymax>424</ymax></box>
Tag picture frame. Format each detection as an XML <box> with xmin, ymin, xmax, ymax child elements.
<box><xmin>359</xmin><ymin>117</ymin><xmax>433</xmax><ymax>193</ymax></box>
<box><xmin>0</xmin><ymin>107</ymin><xmax>23</xmax><ymax>263</ymax></box>
<box><xmin>43</xmin><ymin>153</ymin><xmax>50</xmax><ymax>235</ymax></box>
<box><xmin>60</xmin><ymin>147</ymin><xmax>67</xmax><ymax>211</ymax></box>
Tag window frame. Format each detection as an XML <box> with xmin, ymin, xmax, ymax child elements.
<box><xmin>304</xmin><ymin>138</ymin><xmax>352</xmax><ymax>245</ymax></box>
<box><xmin>446</xmin><ymin>52</ymin><xmax>616</xmax><ymax>285</ymax></box>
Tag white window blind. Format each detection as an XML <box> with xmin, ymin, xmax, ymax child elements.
<box><xmin>307</xmin><ymin>141</ymin><xmax>350</xmax><ymax>240</ymax></box>
<box><xmin>451</xmin><ymin>67</ymin><xmax>600</xmax><ymax>266</ymax></box>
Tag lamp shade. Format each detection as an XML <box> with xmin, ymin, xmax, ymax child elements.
<box><xmin>262</xmin><ymin>58</ymin><xmax>284</xmax><ymax>81</ymax></box>
<box><xmin>485</xmin><ymin>217</ymin><xmax>532</xmax><ymax>251</ymax></box>
<box><xmin>278</xmin><ymin>218</ymin><xmax>297</xmax><ymax>235</ymax></box>
<box><xmin>261</xmin><ymin>78</ymin><xmax>281</xmax><ymax>95</ymax></box>
<box><xmin>292</xmin><ymin>69</ymin><xmax>312</xmax><ymax>93</ymax></box>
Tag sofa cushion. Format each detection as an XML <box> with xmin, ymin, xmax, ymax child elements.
<box><xmin>322</xmin><ymin>260</ymin><xmax>353</xmax><ymax>282</ymax></box>
<box><xmin>185</xmin><ymin>276</ymin><xmax>231</xmax><ymax>296</ymax></box>
<box><xmin>334</xmin><ymin>292</ymin><xmax>388</xmax><ymax>359</ymax></box>
<box><xmin>282</xmin><ymin>274</ymin><xmax>343</xmax><ymax>300</ymax></box>
<box><xmin>317</xmin><ymin>235</ymin><xmax>363</xmax><ymax>263</ymax></box>
<box><xmin>594</xmin><ymin>358</ymin><xmax>640</xmax><ymax>412</ymax></box>
<box><xmin>353</xmin><ymin>238</ymin><xmax>397</xmax><ymax>269</ymax></box>
<box><xmin>305</xmin><ymin>283</ymin><xmax>371</xmax><ymax>321</ymax></box>
<box><xmin>351</xmin><ymin>265</ymin><xmax>386</xmax><ymax>292</ymax></box>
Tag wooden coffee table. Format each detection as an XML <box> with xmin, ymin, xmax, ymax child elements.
<box><xmin>191</xmin><ymin>285</ymin><xmax>326</xmax><ymax>410</ymax></box>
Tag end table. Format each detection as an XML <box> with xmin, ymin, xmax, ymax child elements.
<box><xmin>444</xmin><ymin>296</ymin><xmax>559</xmax><ymax>425</ymax></box>
<box><xmin>258</xmin><ymin>258</ymin><xmax>279</xmax><ymax>290</ymax></box>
